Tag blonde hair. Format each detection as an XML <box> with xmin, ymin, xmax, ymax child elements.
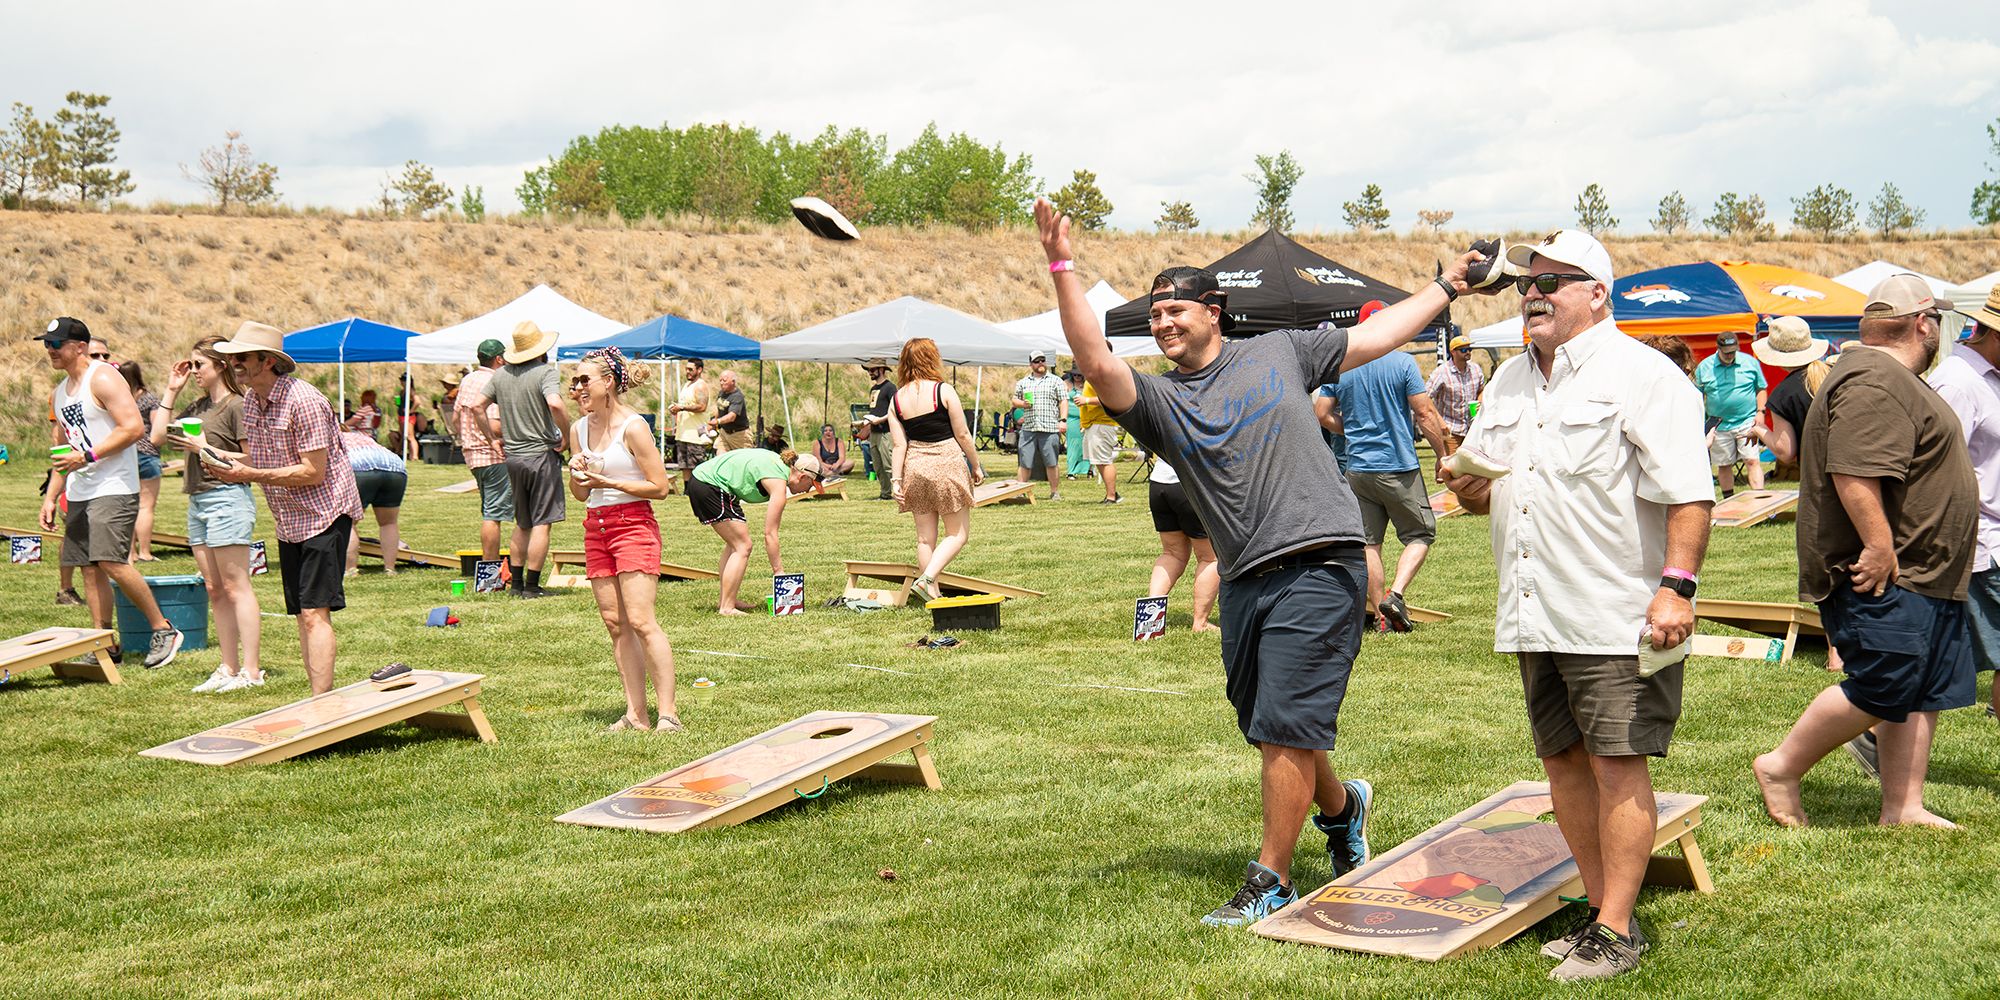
<box><xmin>778</xmin><ymin>447</ymin><xmax>799</xmax><ymax>466</ymax></box>
<box><xmin>898</xmin><ymin>338</ymin><xmax>945</xmax><ymax>384</ymax></box>
<box><xmin>1802</xmin><ymin>358</ymin><xmax>1832</xmax><ymax>396</ymax></box>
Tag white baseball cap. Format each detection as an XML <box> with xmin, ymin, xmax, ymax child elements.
<box><xmin>1506</xmin><ymin>230</ymin><xmax>1616</xmax><ymax>288</ymax></box>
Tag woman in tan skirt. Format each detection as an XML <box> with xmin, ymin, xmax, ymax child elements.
<box><xmin>890</xmin><ymin>337</ymin><xmax>985</xmax><ymax>602</ymax></box>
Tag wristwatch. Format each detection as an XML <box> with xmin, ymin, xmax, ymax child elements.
<box><xmin>1658</xmin><ymin>575</ymin><xmax>1698</xmax><ymax>600</ymax></box>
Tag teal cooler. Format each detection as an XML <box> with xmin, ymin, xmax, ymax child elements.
<box><xmin>114</xmin><ymin>574</ymin><xmax>209</xmax><ymax>651</ymax></box>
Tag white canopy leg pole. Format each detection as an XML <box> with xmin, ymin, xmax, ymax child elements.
<box><xmin>658</xmin><ymin>360</ymin><xmax>669</xmax><ymax>455</ymax></box>
<box><xmin>403</xmin><ymin>361</ymin><xmax>413</xmax><ymax>459</ymax></box>
<box><xmin>973</xmin><ymin>367</ymin><xmax>983</xmax><ymax>443</ymax></box>
<box><xmin>776</xmin><ymin>361</ymin><xmax>793</xmax><ymax>445</ymax></box>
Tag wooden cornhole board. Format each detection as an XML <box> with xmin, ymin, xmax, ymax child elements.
<box><xmin>1690</xmin><ymin>633</ymin><xmax>1791</xmax><ymax>663</ymax></box>
<box><xmin>1427</xmin><ymin>489</ymin><xmax>1466</xmax><ymax>519</ymax></box>
<box><xmin>1253</xmin><ymin>781</ymin><xmax>1710</xmax><ymax>961</ymax></box>
<box><xmin>971</xmin><ymin>480</ymin><xmax>1036</xmax><ymax>507</ymax></box>
<box><xmin>842</xmin><ymin>559</ymin><xmax>1046</xmax><ymax>608</ymax></box>
<box><xmin>140</xmin><ymin>670</ymin><xmax>493</xmax><ymax>766</ymax></box>
<box><xmin>547</xmin><ymin>549</ymin><xmax>718</xmax><ymax>586</ymax></box>
<box><xmin>1695</xmin><ymin>598</ymin><xmax>1823</xmax><ymax>664</ymax></box>
<box><xmin>788</xmin><ymin>477</ymin><xmax>849</xmax><ymax>502</ymax></box>
<box><xmin>556</xmin><ymin>710</ymin><xmax>940</xmax><ymax>834</ymax></box>
<box><xmin>435</xmin><ymin>478</ymin><xmax>478</xmax><ymax>494</ymax></box>
<box><xmin>1405</xmin><ymin>605</ymin><xmax>1452</xmax><ymax>625</ymax></box>
<box><xmin>0</xmin><ymin>524</ymin><xmax>60</xmax><ymax>545</ymax></box>
<box><xmin>355</xmin><ymin>538</ymin><xmax>456</xmax><ymax>569</ymax></box>
<box><xmin>162</xmin><ymin>459</ymin><xmax>186</xmax><ymax>478</ymax></box>
<box><xmin>0</xmin><ymin>627</ymin><xmax>122</xmax><ymax>684</ymax></box>
<box><xmin>148</xmin><ymin>529</ymin><xmax>194</xmax><ymax>551</ymax></box>
<box><xmin>1711</xmin><ymin>489</ymin><xmax>1798</xmax><ymax>528</ymax></box>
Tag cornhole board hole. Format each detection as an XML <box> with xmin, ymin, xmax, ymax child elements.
<box><xmin>435</xmin><ymin>478</ymin><xmax>479</xmax><ymax>494</ymax></box>
<box><xmin>0</xmin><ymin>627</ymin><xmax>122</xmax><ymax>684</ymax></box>
<box><xmin>355</xmin><ymin>538</ymin><xmax>456</xmax><ymax>569</ymax></box>
<box><xmin>548</xmin><ymin>550</ymin><xmax>718</xmax><ymax>583</ymax></box>
<box><xmin>842</xmin><ymin>560</ymin><xmax>1046</xmax><ymax>608</ymax></box>
<box><xmin>556</xmin><ymin>711</ymin><xmax>940</xmax><ymax>834</ymax></box>
<box><xmin>1710</xmin><ymin>489</ymin><xmax>1798</xmax><ymax>528</ymax></box>
<box><xmin>1427</xmin><ymin>489</ymin><xmax>1466</xmax><ymax>519</ymax></box>
<box><xmin>1252</xmin><ymin>780</ymin><xmax>1710</xmax><ymax>961</ymax></box>
<box><xmin>1695</xmin><ymin>599</ymin><xmax>1823</xmax><ymax>663</ymax></box>
<box><xmin>971</xmin><ymin>480</ymin><xmax>1036</xmax><ymax>507</ymax></box>
<box><xmin>788</xmin><ymin>477</ymin><xmax>848</xmax><ymax>502</ymax></box>
<box><xmin>140</xmin><ymin>670</ymin><xmax>493</xmax><ymax>766</ymax></box>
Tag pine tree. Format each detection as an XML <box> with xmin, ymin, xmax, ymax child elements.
<box><xmin>1572</xmin><ymin>183</ymin><xmax>1618</xmax><ymax>233</ymax></box>
<box><xmin>1050</xmin><ymin>169</ymin><xmax>1114</xmax><ymax>231</ymax></box>
<box><xmin>1705</xmin><ymin>192</ymin><xmax>1774</xmax><ymax>239</ymax></box>
<box><xmin>1790</xmin><ymin>184</ymin><xmax>1857</xmax><ymax>239</ymax></box>
<box><xmin>1155</xmin><ymin>200</ymin><xmax>1199</xmax><ymax>232</ymax></box>
<box><xmin>1248</xmin><ymin>151</ymin><xmax>1303</xmax><ymax>232</ymax></box>
<box><xmin>1865</xmin><ymin>182</ymin><xmax>1924</xmax><ymax>237</ymax></box>
<box><xmin>0</xmin><ymin>102</ymin><xmax>60</xmax><ymax>207</ymax></box>
<box><xmin>1651</xmin><ymin>191</ymin><xmax>1689</xmax><ymax>235</ymax></box>
<box><xmin>385</xmin><ymin>160</ymin><xmax>453</xmax><ymax>217</ymax></box>
<box><xmin>50</xmin><ymin>92</ymin><xmax>132</xmax><ymax>207</ymax></box>
<box><xmin>1414</xmin><ymin>209</ymin><xmax>1453</xmax><ymax>238</ymax></box>
<box><xmin>1341</xmin><ymin>183</ymin><xmax>1390</xmax><ymax>234</ymax></box>
<box><xmin>180</xmin><ymin>131</ymin><xmax>279</xmax><ymax>212</ymax></box>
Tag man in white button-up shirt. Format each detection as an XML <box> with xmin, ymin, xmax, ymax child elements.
<box><xmin>1931</xmin><ymin>289</ymin><xmax>2000</xmax><ymax>722</ymax></box>
<box><xmin>1445</xmin><ymin>230</ymin><xmax>1712</xmax><ymax>982</ymax></box>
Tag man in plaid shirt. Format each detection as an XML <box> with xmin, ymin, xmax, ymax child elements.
<box><xmin>1011</xmin><ymin>351</ymin><xmax>1069</xmax><ymax>499</ymax></box>
<box><xmin>212</xmin><ymin>321</ymin><xmax>364</xmax><ymax>694</ymax></box>
<box><xmin>455</xmin><ymin>338</ymin><xmax>511</xmax><ymax>566</ymax></box>
<box><xmin>1426</xmin><ymin>335</ymin><xmax>1486</xmax><ymax>455</ymax></box>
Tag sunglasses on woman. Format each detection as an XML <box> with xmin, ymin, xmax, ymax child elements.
<box><xmin>1513</xmin><ymin>273</ymin><xmax>1598</xmax><ymax>295</ymax></box>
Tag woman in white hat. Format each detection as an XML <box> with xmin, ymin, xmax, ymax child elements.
<box><xmin>1752</xmin><ymin>316</ymin><xmax>1832</xmax><ymax>465</ymax></box>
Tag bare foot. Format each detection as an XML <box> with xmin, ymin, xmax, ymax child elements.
<box><xmin>717</xmin><ymin>607</ymin><xmax>749</xmax><ymax>616</ymax></box>
<box><xmin>1192</xmin><ymin>623</ymin><xmax>1221</xmax><ymax>635</ymax></box>
<box><xmin>1881</xmin><ymin>809</ymin><xmax>1958</xmax><ymax>829</ymax></box>
<box><xmin>1752</xmin><ymin>753</ymin><xmax>1810</xmax><ymax>828</ymax></box>
<box><xmin>734</xmin><ymin>599</ymin><xmax>761</xmax><ymax>612</ymax></box>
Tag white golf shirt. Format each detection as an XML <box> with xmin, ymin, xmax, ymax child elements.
<box><xmin>1460</xmin><ymin>316</ymin><xmax>1712</xmax><ymax>654</ymax></box>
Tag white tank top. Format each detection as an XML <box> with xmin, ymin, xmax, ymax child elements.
<box><xmin>574</xmin><ymin>413</ymin><xmax>650</xmax><ymax>508</ymax></box>
<box><xmin>54</xmin><ymin>360</ymin><xmax>140</xmax><ymax>501</ymax></box>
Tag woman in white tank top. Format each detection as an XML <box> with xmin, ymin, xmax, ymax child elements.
<box><xmin>565</xmin><ymin>348</ymin><xmax>683</xmax><ymax>733</ymax></box>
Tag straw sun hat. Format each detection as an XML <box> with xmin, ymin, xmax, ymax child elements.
<box><xmin>1750</xmin><ymin>316</ymin><xmax>1829</xmax><ymax>368</ymax></box>
<box><xmin>503</xmin><ymin>321</ymin><xmax>559</xmax><ymax>364</ymax></box>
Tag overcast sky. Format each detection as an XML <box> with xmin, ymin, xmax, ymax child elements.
<box><xmin>4</xmin><ymin>0</ymin><xmax>1997</xmax><ymax>234</ymax></box>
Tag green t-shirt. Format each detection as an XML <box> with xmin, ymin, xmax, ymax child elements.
<box><xmin>693</xmin><ymin>448</ymin><xmax>790</xmax><ymax>501</ymax></box>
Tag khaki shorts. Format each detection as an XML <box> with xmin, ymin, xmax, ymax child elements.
<box><xmin>1346</xmin><ymin>469</ymin><xmax>1437</xmax><ymax>546</ymax></box>
<box><xmin>1518</xmin><ymin>651</ymin><xmax>1682</xmax><ymax>758</ymax></box>
<box><xmin>1083</xmin><ymin>424</ymin><xmax>1119</xmax><ymax>465</ymax></box>
<box><xmin>61</xmin><ymin>493</ymin><xmax>138</xmax><ymax>567</ymax></box>
<box><xmin>1708</xmin><ymin>426</ymin><xmax>1758</xmax><ymax>466</ymax></box>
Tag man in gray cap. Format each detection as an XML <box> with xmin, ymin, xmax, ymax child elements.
<box><xmin>1693</xmin><ymin>331</ymin><xmax>1767</xmax><ymax>497</ymax></box>
<box><xmin>1755</xmin><ymin>273</ymin><xmax>1974</xmax><ymax>831</ymax></box>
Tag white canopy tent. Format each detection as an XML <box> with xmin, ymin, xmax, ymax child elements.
<box><xmin>998</xmin><ymin>281</ymin><xmax>1130</xmax><ymax>356</ymax></box>
<box><xmin>1465</xmin><ymin>314</ymin><xmax>1524</xmax><ymax>349</ymax></box>
<box><xmin>1832</xmin><ymin>261</ymin><xmax>1956</xmax><ymax>299</ymax></box>
<box><xmin>1948</xmin><ymin>269</ymin><xmax>2000</xmax><ymax>311</ymax></box>
<box><xmin>406</xmin><ymin>285</ymin><xmax>628</xmax><ymax>365</ymax></box>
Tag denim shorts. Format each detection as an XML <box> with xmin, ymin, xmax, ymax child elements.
<box><xmin>187</xmin><ymin>484</ymin><xmax>257</xmax><ymax>548</ymax></box>
<box><xmin>137</xmin><ymin>452</ymin><xmax>162</xmax><ymax>481</ymax></box>
<box><xmin>1821</xmin><ymin>584</ymin><xmax>1976</xmax><ymax>722</ymax></box>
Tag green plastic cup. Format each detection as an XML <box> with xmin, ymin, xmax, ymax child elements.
<box><xmin>1467</xmin><ymin>401</ymin><xmax>1479</xmax><ymax>421</ymax></box>
<box><xmin>450</xmin><ymin>579</ymin><xmax>467</xmax><ymax>596</ymax></box>
<box><xmin>181</xmin><ymin>417</ymin><xmax>204</xmax><ymax>437</ymax></box>
<box><xmin>1024</xmin><ymin>390</ymin><xmax>1035</xmax><ymax>404</ymax></box>
<box><xmin>49</xmin><ymin>445</ymin><xmax>73</xmax><ymax>459</ymax></box>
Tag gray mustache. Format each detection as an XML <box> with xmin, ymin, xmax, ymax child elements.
<box><xmin>1524</xmin><ymin>300</ymin><xmax>1555</xmax><ymax>316</ymax></box>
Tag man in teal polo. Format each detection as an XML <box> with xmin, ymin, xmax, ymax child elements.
<box><xmin>1693</xmin><ymin>332</ymin><xmax>1767</xmax><ymax>497</ymax></box>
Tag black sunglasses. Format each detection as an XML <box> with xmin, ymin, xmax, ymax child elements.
<box><xmin>89</xmin><ymin>351</ymin><xmax>112</xmax><ymax>359</ymax></box>
<box><xmin>1514</xmin><ymin>273</ymin><xmax>1598</xmax><ymax>295</ymax></box>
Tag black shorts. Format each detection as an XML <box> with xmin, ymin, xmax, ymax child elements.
<box><xmin>1148</xmin><ymin>479</ymin><xmax>1208</xmax><ymax>539</ymax></box>
<box><xmin>1822</xmin><ymin>585</ymin><xmax>1976</xmax><ymax>722</ymax></box>
<box><xmin>505</xmin><ymin>450</ymin><xmax>568</xmax><ymax>527</ymax></box>
<box><xmin>686</xmin><ymin>479</ymin><xmax>746</xmax><ymax>525</ymax></box>
<box><xmin>1217</xmin><ymin>546</ymin><xmax>1366</xmax><ymax>750</ymax></box>
<box><xmin>278</xmin><ymin>515</ymin><xmax>350</xmax><ymax>615</ymax></box>
<box><xmin>353</xmin><ymin>469</ymin><xmax>408</xmax><ymax>509</ymax></box>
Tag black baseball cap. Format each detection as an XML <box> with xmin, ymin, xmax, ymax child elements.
<box><xmin>1150</xmin><ymin>267</ymin><xmax>1235</xmax><ymax>332</ymax></box>
<box><xmin>34</xmin><ymin>316</ymin><xmax>91</xmax><ymax>346</ymax></box>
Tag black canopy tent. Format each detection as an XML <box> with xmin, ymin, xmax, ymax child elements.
<box><xmin>1103</xmin><ymin>228</ymin><xmax>1446</xmax><ymax>341</ymax></box>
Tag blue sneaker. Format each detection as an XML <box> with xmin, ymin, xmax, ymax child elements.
<box><xmin>1312</xmin><ymin>778</ymin><xmax>1373</xmax><ymax>877</ymax></box>
<box><xmin>1201</xmin><ymin>861</ymin><xmax>1295</xmax><ymax>927</ymax></box>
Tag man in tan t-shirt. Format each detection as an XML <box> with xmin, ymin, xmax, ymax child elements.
<box><xmin>1754</xmin><ymin>273</ymin><xmax>1977</xmax><ymax>830</ymax></box>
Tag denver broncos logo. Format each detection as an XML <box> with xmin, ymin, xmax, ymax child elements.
<box><xmin>1622</xmin><ymin>284</ymin><xmax>1690</xmax><ymax>306</ymax></box>
<box><xmin>1766</xmin><ymin>284</ymin><xmax>1825</xmax><ymax>301</ymax></box>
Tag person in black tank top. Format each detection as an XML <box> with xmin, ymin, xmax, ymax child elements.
<box><xmin>889</xmin><ymin>339</ymin><xmax>985</xmax><ymax>600</ymax></box>
<box><xmin>813</xmin><ymin>424</ymin><xmax>854</xmax><ymax>476</ymax></box>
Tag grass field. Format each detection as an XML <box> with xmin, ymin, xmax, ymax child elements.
<box><xmin>1</xmin><ymin>453</ymin><xmax>1997</xmax><ymax>999</ymax></box>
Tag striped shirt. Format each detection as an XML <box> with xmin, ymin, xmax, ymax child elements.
<box><xmin>454</xmin><ymin>368</ymin><xmax>504</xmax><ymax>468</ymax></box>
<box><xmin>244</xmin><ymin>375</ymin><xmax>363</xmax><ymax>542</ymax></box>
<box><xmin>1426</xmin><ymin>358</ymin><xmax>1486</xmax><ymax>436</ymax></box>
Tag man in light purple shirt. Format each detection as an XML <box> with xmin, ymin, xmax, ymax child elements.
<box><xmin>1932</xmin><ymin>288</ymin><xmax>2000</xmax><ymax>722</ymax></box>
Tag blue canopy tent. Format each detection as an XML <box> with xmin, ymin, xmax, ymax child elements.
<box><xmin>283</xmin><ymin>317</ymin><xmax>422</xmax><ymax>454</ymax></box>
<box><xmin>555</xmin><ymin>314</ymin><xmax>762</xmax><ymax>450</ymax></box>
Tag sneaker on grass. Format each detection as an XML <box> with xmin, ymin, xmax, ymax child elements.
<box><xmin>1378</xmin><ymin>592</ymin><xmax>1413</xmax><ymax>632</ymax></box>
<box><xmin>1548</xmin><ymin>922</ymin><xmax>1644</xmax><ymax>981</ymax></box>
<box><xmin>1201</xmin><ymin>861</ymin><xmax>1295</xmax><ymax>928</ymax></box>
<box><xmin>1845</xmin><ymin>731</ymin><xmax>1880</xmax><ymax>781</ymax></box>
<box><xmin>1311</xmin><ymin>778</ymin><xmax>1373</xmax><ymax>877</ymax></box>
<box><xmin>1542</xmin><ymin>911</ymin><xmax>1648</xmax><ymax>960</ymax></box>
<box><xmin>54</xmin><ymin>588</ymin><xmax>84</xmax><ymax>607</ymax></box>
<box><xmin>143</xmin><ymin>628</ymin><xmax>184</xmax><ymax>669</ymax></box>
<box><xmin>216</xmin><ymin>672</ymin><xmax>264</xmax><ymax>692</ymax></box>
<box><xmin>190</xmin><ymin>667</ymin><xmax>235</xmax><ymax>693</ymax></box>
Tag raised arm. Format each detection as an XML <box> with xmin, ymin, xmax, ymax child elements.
<box><xmin>1342</xmin><ymin>253</ymin><xmax>1485</xmax><ymax>372</ymax></box>
<box><xmin>1035</xmin><ymin>198</ymin><xmax>1135</xmax><ymax>412</ymax></box>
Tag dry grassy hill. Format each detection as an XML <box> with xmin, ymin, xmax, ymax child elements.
<box><xmin>4</xmin><ymin>209</ymin><xmax>1998</xmax><ymax>450</ymax></box>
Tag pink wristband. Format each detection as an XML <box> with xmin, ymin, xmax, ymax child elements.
<box><xmin>1662</xmin><ymin>567</ymin><xmax>1697</xmax><ymax>581</ymax></box>
<box><xmin>1048</xmin><ymin>259</ymin><xmax>1075</xmax><ymax>274</ymax></box>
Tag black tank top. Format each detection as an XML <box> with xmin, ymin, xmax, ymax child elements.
<box><xmin>894</xmin><ymin>382</ymin><xmax>954</xmax><ymax>443</ymax></box>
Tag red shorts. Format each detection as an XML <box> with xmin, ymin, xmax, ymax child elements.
<box><xmin>583</xmin><ymin>501</ymin><xmax>660</xmax><ymax>578</ymax></box>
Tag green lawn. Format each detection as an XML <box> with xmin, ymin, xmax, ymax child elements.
<box><xmin>1</xmin><ymin>454</ymin><xmax>1995</xmax><ymax>999</ymax></box>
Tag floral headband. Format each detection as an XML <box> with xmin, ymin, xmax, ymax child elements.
<box><xmin>581</xmin><ymin>347</ymin><xmax>632</xmax><ymax>392</ymax></box>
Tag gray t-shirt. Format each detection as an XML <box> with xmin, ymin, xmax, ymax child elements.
<box><xmin>1114</xmin><ymin>328</ymin><xmax>1363</xmax><ymax>580</ymax></box>
<box><xmin>490</xmin><ymin>360</ymin><xmax>563</xmax><ymax>456</ymax></box>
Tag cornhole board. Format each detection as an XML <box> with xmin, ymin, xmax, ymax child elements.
<box><xmin>1696</xmin><ymin>598</ymin><xmax>1823</xmax><ymax>663</ymax></box>
<box><xmin>971</xmin><ymin>480</ymin><xmax>1036</xmax><ymax>507</ymax></box>
<box><xmin>162</xmin><ymin>459</ymin><xmax>186</xmax><ymax>478</ymax></box>
<box><xmin>1252</xmin><ymin>781</ymin><xmax>1710</xmax><ymax>961</ymax></box>
<box><xmin>0</xmin><ymin>627</ymin><xmax>122</xmax><ymax>684</ymax></box>
<box><xmin>148</xmin><ymin>529</ymin><xmax>194</xmax><ymax>551</ymax></box>
<box><xmin>1711</xmin><ymin>489</ymin><xmax>1798</xmax><ymax>528</ymax></box>
<box><xmin>1406</xmin><ymin>605</ymin><xmax>1452</xmax><ymax>624</ymax></box>
<box><xmin>0</xmin><ymin>524</ymin><xmax>60</xmax><ymax>544</ymax></box>
<box><xmin>1690</xmin><ymin>633</ymin><xmax>1791</xmax><ymax>663</ymax></box>
<box><xmin>1427</xmin><ymin>489</ymin><xmax>1466</xmax><ymax>519</ymax></box>
<box><xmin>435</xmin><ymin>478</ymin><xmax>478</xmax><ymax>494</ymax></box>
<box><xmin>140</xmin><ymin>670</ymin><xmax>493</xmax><ymax>766</ymax></box>
<box><xmin>842</xmin><ymin>559</ymin><xmax>1046</xmax><ymax>608</ymax></box>
<box><xmin>355</xmin><ymin>538</ymin><xmax>456</xmax><ymax>569</ymax></box>
<box><xmin>788</xmin><ymin>477</ymin><xmax>848</xmax><ymax>502</ymax></box>
<box><xmin>556</xmin><ymin>710</ymin><xmax>941</xmax><ymax>833</ymax></box>
<box><xmin>547</xmin><ymin>550</ymin><xmax>718</xmax><ymax>583</ymax></box>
